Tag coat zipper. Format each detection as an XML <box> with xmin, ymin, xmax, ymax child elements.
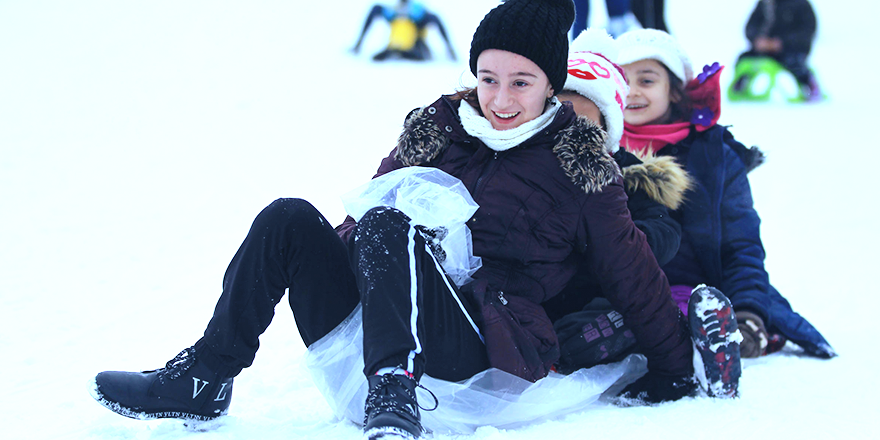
<box><xmin>473</xmin><ymin>151</ymin><xmax>501</xmax><ymax>200</ymax></box>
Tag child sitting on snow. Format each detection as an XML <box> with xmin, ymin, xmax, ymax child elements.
<box><xmin>731</xmin><ymin>0</ymin><xmax>822</xmax><ymax>101</ymax></box>
<box><xmin>615</xmin><ymin>28</ymin><xmax>836</xmax><ymax>360</ymax></box>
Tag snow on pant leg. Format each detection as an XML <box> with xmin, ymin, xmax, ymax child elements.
<box><xmin>353</xmin><ymin>207</ymin><xmax>489</xmax><ymax>382</ymax></box>
<box><xmin>197</xmin><ymin>198</ymin><xmax>359</xmax><ymax>377</ymax></box>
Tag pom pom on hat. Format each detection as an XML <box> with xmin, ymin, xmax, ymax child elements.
<box><xmin>470</xmin><ymin>0</ymin><xmax>575</xmax><ymax>95</ymax></box>
<box><xmin>571</xmin><ymin>27</ymin><xmax>619</xmax><ymax>58</ymax></box>
<box><xmin>616</xmin><ymin>29</ymin><xmax>694</xmax><ymax>82</ymax></box>
<box><xmin>564</xmin><ymin>29</ymin><xmax>630</xmax><ymax>153</ymax></box>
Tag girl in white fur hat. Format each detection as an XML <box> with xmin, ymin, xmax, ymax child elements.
<box><xmin>615</xmin><ymin>29</ymin><xmax>836</xmax><ymax>384</ymax></box>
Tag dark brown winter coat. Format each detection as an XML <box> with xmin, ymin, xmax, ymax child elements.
<box><xmin>544</xmin><ymin>149</ymin><xmax>693</xmax><ymax>324</ymax></box>
<box><xmin>338</xmin><ymin>95</ymin><xmax>692</xmax><ymax>382</ymax></box>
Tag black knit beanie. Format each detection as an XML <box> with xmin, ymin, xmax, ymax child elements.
<box><xmin>469</xmin><ymin>0</ymin><xmax>575</xmax><ymax>95</ymax></box>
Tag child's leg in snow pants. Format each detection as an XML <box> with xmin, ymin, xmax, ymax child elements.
<box><xmin>196</xmin><ymin>198</ymin><xmax>361</xmax><ymax>377</ymax></box>
<box><xmin>352</xmin><ymin>207</ymin><xmax>490</xmax><ymax>382</ymax></box>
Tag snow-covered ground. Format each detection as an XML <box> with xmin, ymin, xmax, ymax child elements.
<box><xmin>1</xmin><ymin>0</ymin><xmax>878</xmax><ymax>438</ymax></box>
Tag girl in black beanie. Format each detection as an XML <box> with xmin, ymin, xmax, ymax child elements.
<box><xmin>91</xmin><ymin>1</ymin><xmax>707</xmax><ymax>439</ymax></box>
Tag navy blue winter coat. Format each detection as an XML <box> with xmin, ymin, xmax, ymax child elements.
<box><xmin>660</xmin><ymin>125</ymin><xmax>834</xmax><ymax>358</ymax></box>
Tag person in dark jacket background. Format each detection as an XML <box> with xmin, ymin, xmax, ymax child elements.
<box><xmin>616</xmin><ymin>28</ymin><xmax>836</xmax><ymax>361</ymax></box>
<box><xmin>571</xmin><ymin>0</ymin><xmax>642</xmax><ymax>38</ymax></box>
<box><xmin>631</xmin><ymin>0</ymin><xmax>668</xmax><ymax>32</ymax></box>
<box><xmin>733</xmin><ymin>0</ymin><xmax>821</xmax><ymax>101</ymax></box>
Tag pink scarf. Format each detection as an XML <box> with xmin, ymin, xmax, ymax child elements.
<box><xmin>621</xmin><ymin>121</ymin><xmax>691</xmax><ymax>156</ymax></box>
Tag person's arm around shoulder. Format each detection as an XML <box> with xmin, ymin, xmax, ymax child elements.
<box><xmin>578</xmin><ymin>178</ymin><xmax>693</xmax><ymax>381</ymax></box>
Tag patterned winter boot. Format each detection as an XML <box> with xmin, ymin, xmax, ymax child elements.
<box><xmin>90</xmin><ymin>346</ymin><xmax>234</xmax><ymax>420</ymax></box>
<box><xmin>688</xmin><ymin>285</ymin><xmax>742</xmax><ymax>398</ymax></box>
<box><xmin>363</xmin><ymin>371</ymin><xmax>436</xmax><ymax>440</ymax></box>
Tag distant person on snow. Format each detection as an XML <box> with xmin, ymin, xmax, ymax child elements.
<box><xmin>615</xmin><ymin>28</ymin><xmax>837</xmax><ymax>361</ymax></box>
<box><xmin>351</xmin><ymin>0</ymin><xmax>457</xmax><ymax>61</ymax></box>
<box><xmin>90</xmin><ymin>1</ymin><xmax>742</xmax><ymax>438</ymax></box>
<box><xmin>571</xmin><ymin>0</ymin><xmax>642</xmax><ymax>38</ymax></box>
<box><xmin>732</xmin><ymin>0</ymin><xmax>822</xmax><ymax>101</ymax></box>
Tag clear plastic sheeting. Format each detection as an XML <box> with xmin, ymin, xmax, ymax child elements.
<box><xmin>305</xmin><ymin>305</ymin><xmax>648</xmax><ymax>434</ymax></box>
<box><xmin>340</xmin><ymin>166</ymin><xmax>482</xmax><ymax>287</ymax></box>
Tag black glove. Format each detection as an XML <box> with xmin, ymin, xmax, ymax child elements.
<box><xmin>614</xmin><ymin>371</ymin><xmax>697</xmax><ymax>406</ymax></box>
<box><xmin>414</xmin><ymin>225</ymin><xmax>448</xmax><ymax>263</ymax></box>
<box><xmin>554</xmin><ymin>310</ymin><xmax>637</xmax><ymax>374</ymax></box>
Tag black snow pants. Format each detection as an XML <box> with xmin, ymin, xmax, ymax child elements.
<box><xmin>196</xmin><ymin>198</ymin><xmax>489</xmax><ymax>382</ymax></box>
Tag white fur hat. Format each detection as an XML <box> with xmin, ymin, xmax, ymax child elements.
<box><xmin>565</xmin><ymin>28</ymin><xmax>629</xmax><ymax>153</ymax></box>
<box><xmin>615</xmin><ymin>28</ymin><xmax>694</xmax><ymax>82</ymax></box>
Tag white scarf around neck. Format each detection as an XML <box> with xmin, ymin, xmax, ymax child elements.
<box><xmin>458</xmin><ymin>97</ymin><xmax>561</xmax><ymax>152</ymax></box>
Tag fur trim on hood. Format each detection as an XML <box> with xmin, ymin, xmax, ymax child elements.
<box><xmin>553</xmin><ymin>116</ymin><xmax>620</xmax><ymax>194</ymax></box>
<box><xmin>395</xmin><ymin>107</ymin><xmax>452</xmax><ymax>166</ymax></box>
<box><xmin>395</xmin><ymin>109</ymin><xmax>620</xmax><ymax>194</ymax></box>
<box><xmin>623</xmin><ymin>151</ymin><xmax>693</xmax><ymax>210</ymax></box>
<box><xmin>738</xmin><ymin>144</ymin><xmax>766</xmax><ymax>174</ymax></box>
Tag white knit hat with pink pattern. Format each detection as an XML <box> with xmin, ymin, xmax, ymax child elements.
<box><xmin>565</xmin><ymin>28</ymin><xmax>630</xmax><ymax>153</ymax></box>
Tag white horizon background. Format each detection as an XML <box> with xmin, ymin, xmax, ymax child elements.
<box><xmin>2</xmin><ymin>0</ymin><xmax>878</xmax><ymax>438</ymax></box>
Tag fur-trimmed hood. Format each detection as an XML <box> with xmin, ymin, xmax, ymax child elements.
<box><xmin>622</xmin><ymin>152</ymin><xmax>693</xmax><ymax>210</ymax></box>
<box><xmin>394</xmin><ymin>106</ymin><xmax>453</xmax><ymax>167</ymax></box>
<box><xmin>553</xmin><ymin>116</ymin><xmax>620</xmax><ymax>194</ymax></box>
<box><xmin>395</xmin><ymin>103</ymin><xmax>620</xmax><ymax>195</ymax></box>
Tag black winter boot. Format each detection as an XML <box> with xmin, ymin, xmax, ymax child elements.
<box><xmin>90</xmin><ymin>346</ymin><xmax>234</xmax><ymax>420</ymax></box>
<box><xmin>363</xmin><ymin>373</ymin><xmax>436</xmax><ymax>440</ymax></box>
<box><xmin>688</xmin><ymin>285</ymin><xmax>742</xmax><ymax>398</ymax></box>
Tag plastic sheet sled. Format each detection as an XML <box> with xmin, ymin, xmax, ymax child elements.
<box><xmin>340</xmin><ymin>166</ymin><xmax>482</xmax><ymax>287</ymax></box>
<box><xmin>305</xmin><ymin>304</ymin><xmax>647</xmax><ymax>434</ymax></box>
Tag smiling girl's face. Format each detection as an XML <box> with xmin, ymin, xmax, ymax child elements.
<box><xmin>622</xmin><ymin>59</ymin><xmax>676</xmax><ymax>126</ymax></box>
<box><xmin>476</xmin><ymin>49</ymin><xmax>554</xmax><ymax>131</ymax></box>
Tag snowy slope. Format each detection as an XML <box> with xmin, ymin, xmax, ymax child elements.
<box><xmin>1</xmin><ymin>0</ymin><xmax>878</xmax><ymax>439</ymax></box>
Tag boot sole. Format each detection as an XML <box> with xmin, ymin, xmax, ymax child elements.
<box><xmin>688</xmin><ymin>285</ymin><xmax>743</xmax><ymax>398</ymax></box>
<box><xmin>89</xmin><ymin>377</ymin><xmax>226</xmax><ymax>421</ymax></box>
<box><xmin>363</xmin><ymin>426</ymin><xmax>420</xmax><ymax>440</ymax></box>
